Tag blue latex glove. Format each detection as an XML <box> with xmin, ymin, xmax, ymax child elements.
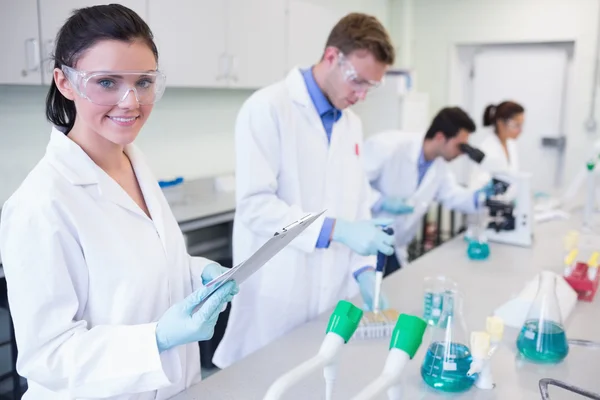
<box><xmin>155</xmin><ymin>266</ymin><xmax>239</xmax><ymax>353</ymax></box>
<box><xmin>332</xmin><ymin>218</ymin><xmax>395</xmax><ymax>256</ymax></box>
<box><xmin>356</xmin><ymin>269</ymin><xmax>390</xmax><ymax>311</ymax></box>
<box><xmin>381</xmin><ymin>197</ymin><xmax>414</xmax><ymax>215</ymax></box>
<box><xmin>479</xmin><ymin>180</ymin><xmax>496</xmax><ymax>197</ymax></box>
<box><xmin>200</xmin><ymin>263</ymin><xmax>231</xmax><ymax>285</ymax></box>
<box><xmin>200</xmin><ymin>263</ymin><xmax>237</xmax><ymax>312</ymax></box>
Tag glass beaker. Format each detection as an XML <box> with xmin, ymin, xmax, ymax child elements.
<box><xmin>467</xmin><ymin>192</ymin><xmax>490</xmax><ymax>260</ymax></box>
<box><xmin>422</xmin><ymin>276</ymin><xmax>458</xmax><ymax>326</ymax></box>
<box><xmin>516</xmin><ymin>271</ymin><xmax>569</xmax><ymax>364</ymax></box>
<box><xmin>421</xmin><ymin>290</ymin><xmax>476</xmax><ymax>392</ymax></box>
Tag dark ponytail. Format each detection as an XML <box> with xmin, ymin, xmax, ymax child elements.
<box><xmin>482</xmin><ymin>101</ymin><xmax>525</xmax><ymax>131</ymax></box>
<box><xmin>45</xmin><ymin>4</ymin><xmax>158</xmax><ymax>134</ymax></box>
<box><xmin>482</xmin><ymin>105</ymin><xmax>496</xmax><ymax>127</ymax></box>
<box><xmin>46</xmin><ymin>80</ymin><xmax>77</xmax><ymax>133</ymax></box>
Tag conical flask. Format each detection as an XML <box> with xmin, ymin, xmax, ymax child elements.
<box><xmin>467</xmin><ymin>192</ymin><xmax>490</xmax><ymax>260</ymax></box>
<box><xmin>516</xmin><ymin>271</ymin><xmax>569</xmax><ymax>363</ymax></box>
<box><xmin>420</xmin><ymin>290</ymin><xmax>476</xmax><ymax>392</ymax></box>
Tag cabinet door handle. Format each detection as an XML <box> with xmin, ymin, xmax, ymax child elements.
<box><xmin>43</xmin><ymin>39</ymin><xmax>55</xmax><ymax>74</ymax></box>
<box><xmin>21</xmin><ymin>38</ymin><xmax>40</xmax><ymax>77</ymax></box>
<box><xmin>229</xmin><ymin>54</ymin><xmax>238</xmax><ymax>83</ymax></box>
<box><xmin>216</xmin><ymin>52</ymin><xmax>229</xmax><ymax>81</ymax></box>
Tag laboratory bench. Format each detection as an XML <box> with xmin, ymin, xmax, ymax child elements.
<box><xmin>170</xmin><ymin>216</ymin><xmax>600</xmax><ymax>400</ymax></box>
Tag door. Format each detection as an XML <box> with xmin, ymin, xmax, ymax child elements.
<box><xmin>469</xmin><ymin>44</ymin><xmax>571</xmax><ymax>193</ymax></box>
<box><xmin>149</xmin><ymin>0</ymin><xmax>228</xmax><ymax>88</ymax></box>
<box><xmin>0</xmin><ymin>0</ymin><xmax>42</xmax><ymax>85</ymax></box>
<box><xmin>227</xmin><ymin>0</ymin><xmax>286</xmax><ymax>88</ymax></box>
<box><xmin>38</xmin><ymin>1</ymin><xmax>148</xmax><ymax>85</ymax></box>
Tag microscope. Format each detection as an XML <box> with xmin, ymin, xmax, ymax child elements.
<box><xmin>460</xmin><ymin>144</ymin><xmax>534</xmax><ymax>247</ymax></box>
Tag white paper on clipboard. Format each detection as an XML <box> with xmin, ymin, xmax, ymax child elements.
<box><xmin>198</xmin><ymin>210</ymin><xmax>326</xmax><ymax>306</ymax></box>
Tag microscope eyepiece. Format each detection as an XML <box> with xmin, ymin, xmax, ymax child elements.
<box><xmin>459</xmin><ymin>143</ymin><xmax>485</xmax><ymax>164</ymax></box>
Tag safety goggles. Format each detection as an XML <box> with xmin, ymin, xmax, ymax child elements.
<box><xmin>61</xmin><ymin>65</ymin><xmax>167</xmax><ymax>106</ymax></box>
<box><xmin>337</xmin><ymin>52</ymin><xmax>383</xmax><ymax>92</ymax></box>
<box><xmin>506</xmin><ymin>120</ymin><xmax>523</xmax><ymax>130</ymax></box>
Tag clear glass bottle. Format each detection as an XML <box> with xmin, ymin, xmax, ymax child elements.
<box><xmin>421</xmin><ymin>290</ymin><xmax>476</xmax><ymax>392</ymax></box>
<box><xmin>516</xmin><ymin>271</ymin><xmax>569</xmax><ymax>363</ymax></box>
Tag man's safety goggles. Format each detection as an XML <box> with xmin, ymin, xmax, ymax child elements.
<box><xmin>62</xmin><ymin>65</ymin><xmax>167</xmax><ymax>106</ymax></box>
<box><xmin>337</xmin><ymin>52</ymin><xmax>383</xmax><ymax>92</ymax></box>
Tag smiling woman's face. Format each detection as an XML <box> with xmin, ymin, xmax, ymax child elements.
<box><xmin>55</xmin><ymin>39</ymin><xmax>158</xmax><ymax>146</ymax></box>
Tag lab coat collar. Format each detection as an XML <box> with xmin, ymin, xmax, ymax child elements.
<box><xmin>300</xmin><ymin>67</ymin><xmax>341</xmax><ymax>119</ymax></box>
<box><xmin>45</xmin><ymin>127</ymin><xmax>165</xmax><ymax>229</ymax></box>
<box><xmin>410</xmin><ymin>134</ymin><xmax>426</xmax><ymax>164</ymax></box>
<box><xmin>46</xmin><ymin>126</ymin><xmax>99</xmax><ymax>186</ymax></box>
<box><xmin>286</xmin><ymin>67</ymin><xmax>336</xmax><ymax>142</ymax></box>
<box><xmin>286</xmin><ymin>67</ymin><xmax>316</xmax><ymax>109</ymax></box>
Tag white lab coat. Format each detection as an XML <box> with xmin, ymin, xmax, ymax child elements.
<box><xmin>469</xmin><ymin>132</ymin><xmax>519</xmax><ymax>190</ymax></box>
<box><xmin>0</xmin><ymin>128</ymin><xmax>213</xmax><ymax>399</ymax></box>
<box><xmin>363</xmin><ymin>130</ymin><xmax>478</xmax><ymax>265</ymax></box>
<box><xmin>213</xmin><ymin>68</ymin><xmax>374</xmax><ymax>368</ymax></box>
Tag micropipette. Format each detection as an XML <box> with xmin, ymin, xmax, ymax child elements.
<box><xmin>373</xmin><ymin>227</ymin><xmax>394</xmax><ymax>314</ymax></box>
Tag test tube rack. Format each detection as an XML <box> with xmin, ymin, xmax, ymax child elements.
<box><xmin>563</xmin><ymin>262</ymin><xmax>600</xmax><ymax>302</ymax></box>
<box><xmin>352</xmin><ymin>309</ymin><xmax>400</xmax><ymax>340</ymax></box>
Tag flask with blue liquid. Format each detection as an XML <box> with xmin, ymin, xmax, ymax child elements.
<box><xmin>516</xmin><ymin>271</ymin><xmax>569</xmax><ymax>363</ymax></box>
<box><xmin>421</xmin><ymin>290</ymin><xmax>477</xmax><ymax>392</ymax></box>
<box><xmin>467</xmin><ymin>192</ymin><xmax>490</xmax><ymax>260</ymax></box>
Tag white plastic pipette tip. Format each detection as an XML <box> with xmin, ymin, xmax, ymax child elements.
<box><xmin>373</xmin><ymin>271</ymin><xmax>383</xmax><ymax>314</ymax></box>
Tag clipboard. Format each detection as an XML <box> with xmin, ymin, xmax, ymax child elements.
<box><xmin>198</xmin><ymin>210</ymin><xmax>326</xmax><ymax>306</ymax></box>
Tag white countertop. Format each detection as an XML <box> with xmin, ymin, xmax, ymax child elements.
<box><xmin>162</xmin><ymin>177</ymin><xmax>236</xmax><ymax>232</ymax></box>
<box><xmin>171</xmin><ymin>217</ymin><xmax>600</xmax><ymax>400</ymax></box>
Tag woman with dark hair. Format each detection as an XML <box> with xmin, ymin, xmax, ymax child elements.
<box><xmin>469</xmin><ymin>100</ymin><xmax>525</xmax><ymax>189</ymax></box>
<box><xmin>0</xmin><ymin>4</ymin><xmax>237</xmax><ymax>399</ymax></box>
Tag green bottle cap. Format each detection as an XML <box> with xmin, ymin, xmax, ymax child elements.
<box><xmin>325</xmin><ymin>300</ymin><xmax>363</xmax><ymax>343</ymax></box>
<box><xmin>389</xmin><ymin>314</ymin><xmax>427</xmax><ymax>359</ymax></box>
<box><xmin>587</xmin><ymin>161</ymin><xmax>595</xmax><ymax>171</ymax></box>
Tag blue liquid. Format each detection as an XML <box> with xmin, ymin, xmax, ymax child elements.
<box><xmin>467</xmin><ymin>240</ymin><xmax>490</xmax><ymax>260</ymax></box>
<box><xmin>421</xmin><ymin>342</ymin><xmax>476</xmax><ymax>392</ymax></box>
<box><xmin>516</xmin><ymin>319</ymin><xmax>569</xmax><ymax>363</ymax></box>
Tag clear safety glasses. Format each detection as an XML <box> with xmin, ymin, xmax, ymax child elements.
<box><xmin>506</xmin><ymin>120</ymin><xmax>523</xmax><ymax>131</ymax></box>
<box><xmin>337</xmin><ymin>52</ymin><xmax>383</xmax><ymax>93</ymax></box>
<box><xmin>61</xmin><ymin>65</ymin><xmax>167</xmax><ymax>106</ymax></box>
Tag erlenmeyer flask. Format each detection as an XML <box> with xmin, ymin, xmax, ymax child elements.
<box><xmin>467</xmin><ymin>192</ymin><xmax>490</xmax><ymax>260</ymax></box>
<box><xmin>421</xmin><ymin>290</ymin><xmax>476</xmax><ymax>392</ymax></box>
<box><xmin>516</xmin><ymin>271</ymin><xmax>569</xmax><ymax>363</ymax></box>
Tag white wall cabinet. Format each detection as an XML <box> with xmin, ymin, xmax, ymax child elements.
<box><xmin>148</xmin><ymin>0</ymin><xmax>286</xmax><ymax>89</ymax></box>
<box><xmin>38</xmin><ymin>1</ymin><xmax>147</xmax><ymax>85</ymax></box>
<box><xmin>0</xmin><ymin>0</ymin><xmax>42</xmax><ymax>85</ymax></box>
<box><xmin>226</xmin><ymin>0</ymin><xmax>286</xmax><ymax>88</ymax></box>
<box><xmin>286</xmin><ymin>0</ymin><xmax>391</xmax><ymax>70</ymax></box>
<box><xmin>149</xmin><ymin>0</ymin><xmax>229</xmax><ymax>88</ymax></box>
<box><xmin>0</xmin><ymin>0</ymin><xmax>147</xmax><ymax>86</ymax></box>
<box><xmin>1</xmin><ymin>0</ymin><xmax>390</xmax><ymax>89</ymax></box>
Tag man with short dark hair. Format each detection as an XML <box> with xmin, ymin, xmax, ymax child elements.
<box><xmin>213</xmin><ymin>13</ymin><xmax>397</xmax><ymax>369</ymax></box>
<box><xmin>363</xmin><ymin>107</ymin><xmax>494</xmax><ymax>274</ymax></box>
